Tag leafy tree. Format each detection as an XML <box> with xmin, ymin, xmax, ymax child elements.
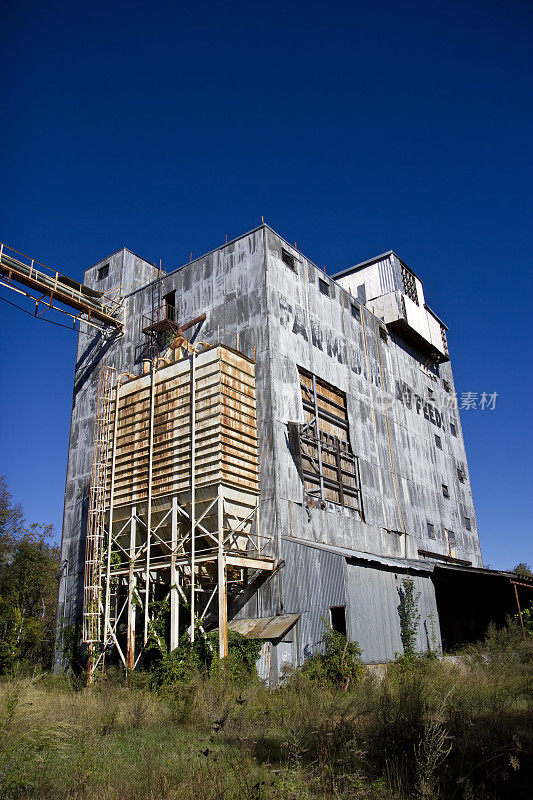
<box><xmin>0</xmin><ymin>476</ymin><xmax>60</xmax><ymax>673</ymax></box>
<box><xmin>513</xmin><ymin>563</ymin><xmax>533</xmax><ymax>578</ymax></box>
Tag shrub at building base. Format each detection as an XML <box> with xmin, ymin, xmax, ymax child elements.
<box><xmin>301</xmin><ymin>623</ymin><xmax>364</xmax><ymax>689</ymax></box>
<box><xmin>150</xmin><ymin>628</ymin><xmax>262</xmax><ymax>687</ymax></box>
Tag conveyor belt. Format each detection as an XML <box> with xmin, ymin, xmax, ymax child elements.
<box><xmin>0</xmin><ymin>243</ymin><xmax>123</xmax><ymax>329</ymax></box>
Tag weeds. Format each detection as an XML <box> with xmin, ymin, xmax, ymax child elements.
<box><xmin>0</xmin><ymin>624</ymin><xmax>531</xmax><ymax>799</ymax></box>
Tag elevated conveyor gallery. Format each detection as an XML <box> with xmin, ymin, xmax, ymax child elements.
<box><xmin>0</xmin><ymin>242</ymin><xmax>124</xmax><ymax>330</ymax></box>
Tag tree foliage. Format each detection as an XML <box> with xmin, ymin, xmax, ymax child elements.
<box><xmin>513</xmin><ymin>562</ymin><xmax>533</xmax><ymax>578</ymax></box>
<box><xmin>0</xmin><ymin>476</ymin><xmax>60</xmax><ymax>674</ymax></box>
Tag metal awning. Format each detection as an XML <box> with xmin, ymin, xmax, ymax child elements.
<box><xmin>228</xmin><ymin>614</ymin><xmax>301</xmax><ymax>639</ymax></box>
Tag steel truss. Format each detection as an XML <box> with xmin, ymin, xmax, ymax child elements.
<box><xmin>84</xmin><ymin>350</ymin><xmax>274</xmax><ymax>681</ymax></box>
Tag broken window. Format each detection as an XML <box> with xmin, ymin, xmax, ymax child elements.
<box><xmin>446</xmin><ymin>529</ymin><xmax>456</xmax><ymax>549</ymax></box>
<box><xmin>442</xmin><ymin>484</ymin><xmax>450</xmax><ymax>498</ymax></box>
<box><xmin>297</xmin><ymin>368</ymin><xmax>362</xmax><ymax>513</ymax></box>
<box><xmin>401</xmin><ymin>262</ymin><xmax>418</xmax><ymax>305</ymax></box>
<box><xmin>319</xmin><ymin>278</ymin><xmax>330</xmax><ymax>297</ymax></box>
<box><xmin>97</xmin><ymin>263</ymin><xmax>109</xmax><ymax>280</ymax></box>
<box><xmin>330</xmin><ymin>606</ymin><xmax>347</xmax><ymax>636</ymax></box>
<box><xmin>428</xmin><ymin>387</ymin><xmax>435</xmax><ymax>399</ymax></box>
<box><xmin>427</xmin><ymin>522</ymin><xmax>436</xmax><ymax>539</ymax></box>
<box><xmin>351</xmin><ymin>303</ymin><xmax>361</xmax><ymax>321</ymax></box>
<box><xmin>450</xmin><ymin>422</ymin><xmax>457</xmax><ymax>437</ymax></box>
<box><xmin>464</xmin><ymin>516</ymin><xmax>472</xmax><ymax>531</ymax></box>
<box><xmin>379</xmin><ymin>326</ymin><xmax>388</xmax><ymax>344</ymax></box>
<box><xmin>282</xmin><ymin>249</ymin><xmax>296</xmax><ymax>270</ymax></box>
<box><xmin>435</xmin><ymin>434</ymin><xmax>442</xmax><ymax>450</ymax></box>
<box><xmin>457</xmin><ymin>467</ymin><xmax>465</xmax><ymax>483</ymax></box>
<box><xmin>443</xmin><ymin>379</ymin><xmax>451</xmax><ymax>393</ymax></box>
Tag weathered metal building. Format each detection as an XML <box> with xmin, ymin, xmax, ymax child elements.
<box><xmin>55</xmin><ymin>224</ymin><xmax>528</xmax><ymax>680</ymax></box>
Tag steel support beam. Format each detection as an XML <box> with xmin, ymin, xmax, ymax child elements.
<box><xmin>170</xmin><ymin>495</ymin><xmax>180</xmax><ymax>651</ymax></box>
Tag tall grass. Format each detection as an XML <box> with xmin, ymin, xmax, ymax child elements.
<box><xmin>1</xmin><ymin>626</ymin><xmax>531</xmax><ymax>799</ymax></box>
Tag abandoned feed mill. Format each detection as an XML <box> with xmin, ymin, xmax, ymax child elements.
<box><xmin>52</xmin><ymin>224</ymin><xmax>530</xmax><ymax>680</ymax></box>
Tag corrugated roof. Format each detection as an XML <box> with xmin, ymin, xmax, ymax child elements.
<box><xmin>281</xmin><ymin>535</ymin><xmax>435</xmax><ymax>573</ymax></box>
<box><xmin>228</xmin><ymin>614</ymin><xmax>301</xmax><ymax>639</ymax></box>
<box><xmin>434</xmin><ymin>563</ymin><xmax>533</xmax><ymax>585</ymax></box>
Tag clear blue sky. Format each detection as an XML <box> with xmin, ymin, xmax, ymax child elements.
<box><xmin>1</xmin><ymin>0</ymin><xmax>531</xmax><ymax>570</ymax></box>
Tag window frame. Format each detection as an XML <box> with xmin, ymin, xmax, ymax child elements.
<box><xmin>97</xmin><ymin>263</ymin><xmax>109</xmax><ymax>281</ymax></box>
<box><xmin>329</xmin><ymin>605</ymin><xmax>347</xmax><ymax>636</ymax></box>
<box><xmin>281</xmin><ymin>249</ymin><xmax>296</xmax><ymax>271</ymax></box>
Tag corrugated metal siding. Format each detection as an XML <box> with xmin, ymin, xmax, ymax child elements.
<box><xmin>345</xmin><ymin>561</ymin><xmax>441</xmax><ymax>663</ymax></box>
<box><xmin>282</xmin><ymin>539</ymin><xmax>346</xmax><ymax>664</ymax></box>
<box><xmin>257</xmin><ymin>641</ymin><xmax>272</xmax><ymax>683</ymax></box>
<box><xmin>378</xmin><ymin>255</ymin><xmax>398</xmax><ymax>295</ymax></box>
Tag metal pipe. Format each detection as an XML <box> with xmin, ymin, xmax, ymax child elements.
<box><xmin>170</xmin><ymin>496</ymin><xmax>180</xmax><ymax>651</ymax></box>
<box><xmin>218</xmin><ymin>485</ymin><xmax>228</xmax><ymax>658</ymax></box>
<box><xmin>190</xmin><ymin>349</ymin><xmax>196</xmax><ymax>643</ymax></box>
<box><xmin>144</xmin><ymin>362</ymin><xmax>156</xmax><ymax>644</ymax></box>
<box><xmin>513</xmin><ymin>582</ymin><xmax>526</xmax><ymax>639</ymax></box>
<box><xmin>103</xmin><ymin>378</ymin><xmax>121</xmax><ymax>659</ymax></box>
<box><xmin>126</xmin><ymin>505</ymin><xmax>137</xmax><ymax>670</ymax></box>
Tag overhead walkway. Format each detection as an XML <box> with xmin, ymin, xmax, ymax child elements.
<box><xmin>0</xmin><ymin>242</ymin><xmax>124</xmax><ymax>330</ymax></box>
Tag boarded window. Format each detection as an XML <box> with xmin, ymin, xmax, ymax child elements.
<box><xmin>330</xmin><ymin>606</ymin><xmax>347</xmax><ymax>636</ymax></box>
<box><xmin>282</xmin><ymin>249</ymin><xmax>296</xmax><ymax>270</ymax></box>
<box><xmin>298</xmin><ymin>368</ymin><xmax>362</xmax><ymax>513</ymax></box>
<box><xmin>427</xmin><ymin>522</ymin><xmax>436</xmax><ymax>539</ymax></box>
<box><xmin>97</xmin><ymin>263</ymin><xmax>109</xmax><ymax>280</ymax></box>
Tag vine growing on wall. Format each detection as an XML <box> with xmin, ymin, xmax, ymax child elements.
<box><xmin>397</xmin><ymin>578</ymin><xmax>421</xmax><ymax>657</ymax></box>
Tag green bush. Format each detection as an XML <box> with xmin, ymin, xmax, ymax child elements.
<box><xmin>301</xmin><ymin>622</ymin><xmax>364</xmax><ymax>689</ymax></box>
<box><xmin>150</xmin><ymin>628</ymin><xmax>262</xmax><ymax>687</ymax></box>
